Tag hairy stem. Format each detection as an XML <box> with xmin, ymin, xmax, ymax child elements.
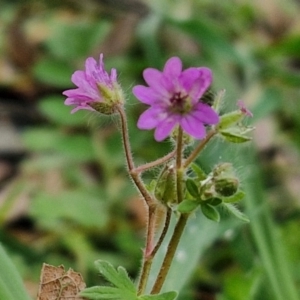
<box><xmin>117</xmin><ymin>106</ymin><xmax>154</xmax><ymax>206</ymax></box>
<box><xmin>150</xmin><ymin>214</ymin><xmax>189</xmax><ymax>294</ymax></box>
<box><xmin>176</xmin><ymin>127</ymin><xmax>184</xmax><ymax>204</ymax></box>
<box><xmin>183</xmin><ymin>129</ymin><xmax>217</xmax><ymax>168</ymax></box>
<box><xmin>117</xmin><ymin>106</ymin><xmax>159</xmax><ymax>294</ymax></box>
<box><xmin>134</xmin><ymin>150</ymin><xmax>176</xmax><ymax>174</ymax></box>
<box><xmin>138</xmin><ymin>208</ymin><xmax>172</xmax><ymax>295</ymax></box>
<box><xmin>152</xmin><ymin>208</ymin><xmax>172</xmax><ymax>256</ymax></box>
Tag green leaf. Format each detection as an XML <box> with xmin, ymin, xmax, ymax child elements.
<box><xmin>185</xmin><ymin>178</ymin><xmax>200</xmax><ymax>198</ymax></box>
<box><xmin>22</xmin><ymin>128</ymin><xmax>61</xmax><ymax>151</ymax></box>
<box><xmin>139</xmin><ymin>291</ymin><xmax>178</xmax><ymax>300</ymax></box>
<box><xmin>223</xmin><ymin>190</ymin><xmax>245</xmax><ymax>203</ymax></box>
<box><xmin>33</xmin><ymin>58</ymin><xmax>74</xmax><ymax>87</ymax></box>
<box><xmin>81</xmin><ymin>261</ymin><xmax>138</xmax><ymax>300</ymax></box>
<box><xmin>190</xmin><ymin>163</ymin><xmax>207</xmax><ymax>180</ymax></box>
<box><xmin>169</xmin><ymin>18</ymin><xmax>241</xmax><ymax>63</ymax></box>
<box><xmin>222</xmin><ymin>203</ymin><xmax>250</xmax><ymax>223</ymax></box>
<box><xmin>201</xmin><ymin>203</ymin><xmax>220</xmax><ymax>222</ymax></box>
<box><xmin>177</xmin><ymin>200</ymin><xmax>199</xmax><ymax>213</ymax></box>
<box><xmin>47</xmin><ymin>21</ymin><xmax>110</xmax><ymax>60</ymax></box>
<box><xmin>207</xmin><ymin>197</ymin><xmax>222</xmax><ymax>206</ymax></box>
<box><xmin>29</xmin><ymin>191</ymin><xmax>108</xmax><ymax>229</ymax></box>
<box><xmin>38</xmin><ymin>95</ymin><xmax>87</xmax><ymax>126</ymax></box>
<box><xmin>80</xmin><ymin>286</ymin><xmax>136</xmax><ymax>300</ymax></box>
<box><xmin>95</xmin><ymin>260</ymin><xmax>136</xmax><ymax>293</ymax></box>
<box><xmin>219</xmin><ymin>129</ymin><xmax>252</xmax><ymax>143</ymax></box>
<box><xmin>22</xmin><ymin>128</ymin><xmax>95</xmax><ymax>161</ymax></box>
<box><xmin>0</xmin><ymin>244</ymin><xmax>32</xmax><ymax>300</ymax></box>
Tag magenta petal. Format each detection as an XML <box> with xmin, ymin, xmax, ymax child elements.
<box><xmin>143</xmin><ymin>68</ymin><xmax>166</xmax><ymax>91</ymax></box>
<box><xmin>71</xmin><ymin>71</ymin><xmax>87</xmax><ymax>87</ymax></box>
<box><xmin>179</xmin><ymin>68</ymin><xmax>201</xmax><ymax>94</ymax></box>
<box><xmin>63</xmin><ymin>88</ymin><xmax>90</xmax><ymax>98</ymax></box>
<box><xmin>154</xmin><ymin>118</ymin><xmax>177</xmax><ymax>141</ymax></box>
<box><xmin>132</xmin><ymin>86</ymin><xmax>159</xmax><ymax>105</ymax></box>
<box><xmin>137</xmin><ymin>107</ymin><xmax>164</xmax><ymax>130</ymax></box>
<box><xmin>180</xmin><ymin>116</ymin><xmax>206</xmax><ymax>139</ymax></box>
<box><xmin>187</xmin><ymin>67</ymin><xmax>213</xmax><ymax>100</ymax></box>
<box><xmin>163</xmin><ymin>57</ymin><xmax>182</xmax><ymax>78</ymax></box>
<box><xmin>64</xmin><ymin>97</ymin><xmax>81</xmax><ymax>105</ymax></box>
<box><xmin>85</xmin><ymin>57</ymin><xmax>97</xmax><ymax>78</ymax></box>
<box><xmin>193</xmin><ymin>103</ymin><xmax>219</xmax><ymax>124</ymax></box>
<box><xmin>70</xmin><ymin>105</ymin><xmax>94</xmax><ymax>114</ymax></box>
<box><xmin>64</xmin><ymin>86</ymin><xmax>99</xmax><ymax>101</ymax></box>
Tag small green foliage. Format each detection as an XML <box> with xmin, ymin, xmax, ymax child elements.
<box><xmin>80</xmin><ymin>260</ymin><xmax>137</xmax><ymax>300</ymax></box>
<box><xmin>222</xmin><ymin>203</ymin><xmax>250</xmax><ymax>223</ymax></box>
<box><xmin>201</xmin><ymin>203</ymin><xmax>220</xmax><ymax>222</ymax></box>
<box><xmin>39</xmin><ymin>96</ymin><xmax>87</xmax><ymax>126</ymax></box>
<box><xmin>177</xmin><ymin>199</ymin><xmax>200</xmax><ymax>213</ymax></box>
<box><xmin>191</xmin><ymin>163</ymin><xmax>207</xmax><ymax>180</ymax></box>
<box><xmin>223</xmin><ymin>190</ymin><xmax>245</xmax><ymax>203</ymax></box>
<box><xmin>185</xmin><ymin>178</ymin><xmax>200</xmax><ymax>198</ymax></box>
<box><xmin>139</xmin><ymin>291</ymin><xmax>178</xmax><ymax>300</ymax></box>
<box><xmin>219</xmin><ymin>128</ymin><xmax>252</xmax><ymax>143</ymax></box>
<box><xmin>33</xmin><ymin>58</ymin><xmax>74</xmax><ymax>87</ymax></box>
<box><xmin>81</xmin><ymin>260</ymin><xmax>178</xmax><ymax>300</ymax></box>
<box><xmin>207</xmin><ymin>197</ymin><xmax>222</xmax><ymax>206</ymax></box>
<box><xmin>80</xmin><ymin>286</ymin><xmax>135</xmax><ymax>300</ymax></box>
<box><xmin>95</xmin><ymin>260</ymin><xmax>136</xmax><ymax>292</ymax></box>
<box><xmin>0</xmin><ymin>244</ymin><xmax>32</xmax><ymax>300</ymax></box>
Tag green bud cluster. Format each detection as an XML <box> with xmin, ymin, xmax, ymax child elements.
<box><xmin>176</xmin><ymin>162</ymin><xmax>248</xmax><ymax>222</ymax></box>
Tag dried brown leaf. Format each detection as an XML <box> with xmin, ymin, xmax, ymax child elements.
<box><xmin>37</xmin><ymin>263</ymin><xmax>86</xmax><ymax>300</ymax></box>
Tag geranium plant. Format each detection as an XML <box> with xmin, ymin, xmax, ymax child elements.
<box><xmin>62</xmin><ymin>54</ymin><xmax>253</xmax><ymax>300</ymax></box>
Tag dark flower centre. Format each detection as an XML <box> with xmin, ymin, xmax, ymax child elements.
<box><xmin>169</xmin><ymin>92</ymin><xmax>191</xmax><ymax>114</ymax></box>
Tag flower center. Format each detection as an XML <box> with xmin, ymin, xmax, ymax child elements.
<box><xmin>169</xmin><ymin>92</ymin><xmax>192</xmax><ymax>114</ymax></box>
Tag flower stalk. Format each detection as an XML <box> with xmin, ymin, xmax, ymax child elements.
<box><xmin>151</xmin><ymin>213</ymin><xmax>189</xmax><ymax>294</ymax></box>
<box><xmin>138</xmin><ymin>208</ymin><xmax>172</xmax><ymax>295</ymax></box>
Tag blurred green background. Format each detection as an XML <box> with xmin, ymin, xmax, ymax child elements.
<box><xmin>0</xmin><ymin>0</ymin><xmax>300</xmax><ymax>299</ymax></box>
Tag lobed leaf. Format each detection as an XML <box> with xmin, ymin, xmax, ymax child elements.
<box><xmin>139</xmin><ymin>291</ymin><xmax>178</xmax><ymax>300</ymax></box>
<box><xmin>222</xmin><ymin>203</ymin><xmax>250</xmax><ymax>223</ymax></box>
<box><xmin>80</xmin><ymin>286</ymin><xmax>136</xmax><ymax>300</ymax></box>
<box><xmin>223</xmin><ymin>190</ymin><xmax>245</xmax><ymax>203</ymax></box>
<box><xmin>95</xmin><ymin>260</ymin><xmax>136</xmax><ymax>293</ymax></box>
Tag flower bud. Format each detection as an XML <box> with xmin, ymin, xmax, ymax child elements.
<box><xmin>213</xmin><ymin>162</ymin><xmax>233</xmax><ymax>177</ymax></box>
<box><xmin>63</xmin><ymin>54</ymin><xmax>125</xmax><ymax>114</ymax></box>
<box><xmin>214</xmin><ymin>177</ymin><xmax>239</xmax><ymax>197</ymax></box>
<box><xmin>154</xmin><ymin>164</ymin><xmax>177</xmax><ymax>206</ymax></box>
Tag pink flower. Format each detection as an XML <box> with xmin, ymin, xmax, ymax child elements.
<box><xmin>237</xmin><ymin>100</ymin><xmax>253</xmax><ymax>117</ymax></box>
<box><xmin>133</xmin><ymin>57</ymin><xmax>219</xmax><ymax>141</ymax></box>
<box><xmin>63</xmin><ymin>54</ymin><xmax>123</xmax><ymax>114</ymax></box>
